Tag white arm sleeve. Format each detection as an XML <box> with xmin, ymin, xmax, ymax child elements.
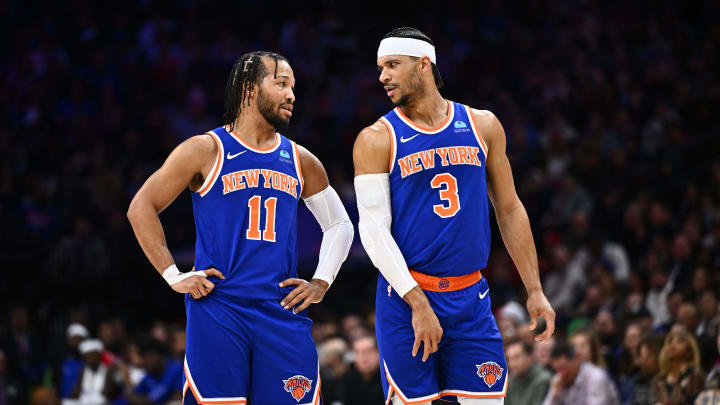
<box><xmin>354</xmin><ymin>174</ymin><xmax>418</xmax><ymax>297</ymax></box>
<box><xmin>303</xmin><ymin>186</ymin><xmax>354</xmax><ymax>287</ymax></box>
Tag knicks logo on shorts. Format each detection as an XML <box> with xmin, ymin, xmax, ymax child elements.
<box><xmin>476</xmin><ymin>361</ymin><xmax>504</xmax><ymax>388</ymax></box>
<box><xmin>282</xmin><ymin>375</ymin><xmax>313</xmax><ymax>402</ymax></box>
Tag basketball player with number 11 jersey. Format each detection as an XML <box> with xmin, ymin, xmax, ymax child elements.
<box><xmin>129</xmin><ymin>52</ymin><xmax>354</xmax><ymax>405</ymax></box>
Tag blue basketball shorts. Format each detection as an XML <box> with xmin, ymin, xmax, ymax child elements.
<box><xmin>375</xmin><ymin>274</ymin><xmax>508</xmax><ymax>404</ymax></box>
<box><xmin>182</xmin><ymin>293</ymin><xmax>321</xmax><ymax>405</ymax></box>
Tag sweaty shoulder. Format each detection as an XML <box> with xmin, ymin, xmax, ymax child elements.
<box><xmin>468</xmin><ymin>108</ymin><xmax>504</xmax><ymax>149</ymax></box>
<box><xmin>178</xmin><ymin>133</ymin><xmax>219</xmax><ymax>192</ymax></box>
<box><xmin>353</xmin><ymin>120</ymin><xmax>391</xmax><ymax>175</ymax></box>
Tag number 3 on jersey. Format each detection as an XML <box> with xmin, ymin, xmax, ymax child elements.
<box><xmin>431</xmin><ymin>173</ymin><xmax>460</xmax><ymax>218</ymax></box>
<box><xmin>246</xmin><ymin>195</ymin><xmax>277</xmax><ymax>242</ymax></box>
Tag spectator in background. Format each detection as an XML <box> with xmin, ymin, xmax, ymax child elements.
<box><xmin>652</xmin><ymin>329</ymin><xmax>705</xmax><ymax>405</ymax></box>
<box><xmin>570</xmin><ymin>329</ymin><xmax>606</xmax><ymax>369</ymax></box>
<box><xmin>695</xmin><ymin>290</ymin><xmax>720</xmax><ymax>372</ymax></box>
<box><xmin>318</xmin><ymin>338</ymin><xmax>350</xmax><ymax>405</ymax></box>
<box><xmin>550</xmin><ymin>232</ymin><xmax>630</xmax><ymax>313</ymax></box>
<box><xmin>542</xmin><ymin>342</ymin><xmax>619</xmax><ymax>405</ymax></box>
<box><xmin>631</xmin><ymin>334</ymin><xmax>664</xmax><ymax>405</ymax></box>
<box><xmin>646</xmin><ymin>267</ymin><xmax>680</xmax><ymax>329</ymax></box>
<box><xmin>505</xmin><ymin>338</ymin><xmax>552</xmax><ymax>405</ymax></box>
<box><xmin>60</xmin><ymin>324</ymin><xmax>89</xmax><ymax>399</ymax></box>
<box><xmin>616</xmin><ymin>322</ymin><xmax>645</xmax><ymax>403</ymax></box>
<box><xmin>128</xmin><ymin>338</ymin><xmax>182</xmax><ymax>405</ymax></box>
<box><xmin>695</xmin><ymin>328</ymin><xmax>720</xmax><ymax>404</ymax></box>
<box><xmin>534</xmin><ymin>335</ymin><xmax>556</xmax><ymax>371</ymax></box>
<box><xmin>1</xmin><ymin>306</ymin><xmax>44</xmax><ymax>405</ymax></box>
<box><xmin>65</xmin><ymin>339</ymin><xmax>120</xmax><ymax>405</ymax></box>
<box><xmin>341</xmin><ymin>336</ymin><xmax>383</xmax><ymax>405</ymax></box>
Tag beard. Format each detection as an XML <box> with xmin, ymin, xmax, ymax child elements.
<box><xmin>257</xmin><ymin>88</ymin><xmax>290</xmax><ymax>130</ymax></box>
<box><xmin>393</xmin><ymin>71</ymin><xmax>425</xmax><ymax>107</ymax></box>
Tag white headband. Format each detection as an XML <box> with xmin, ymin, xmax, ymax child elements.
<box><xmin>377</xmin><ymin>37</ymin><xmax>436</xmax><ymax>64</ymax></box>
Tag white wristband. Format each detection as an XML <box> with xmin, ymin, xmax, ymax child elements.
<box><xmin>162</xmin><ymin>264</ymin><xmax>206</xmax><ymax>286</ymax></box>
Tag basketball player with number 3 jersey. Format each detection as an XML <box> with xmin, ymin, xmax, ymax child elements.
<box><xmin>128</xmin><ymin>51</ymin><xmax>354</xmax><ymax>404</ymax></box>
<box><xmin>353</xmin><ymin>27</ymin><xmax>556</xmax><ymax>405</ymax></box>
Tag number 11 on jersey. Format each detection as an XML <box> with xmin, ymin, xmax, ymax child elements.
<box><xmin>246</xmin><ymin>196</ymin><xmax>277</xmax><ymax>242</ymax></box>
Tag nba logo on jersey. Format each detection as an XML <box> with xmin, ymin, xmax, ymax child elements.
<box><xmin>283</xmin><ymin>375</ymin><xmax>313</xmax><ymax>402</ymax></box>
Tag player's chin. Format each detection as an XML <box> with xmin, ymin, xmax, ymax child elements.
<box><xmin>275</xmin><ymin>116</ymin><xmax>290</xmax><ymax>130</ymax></box>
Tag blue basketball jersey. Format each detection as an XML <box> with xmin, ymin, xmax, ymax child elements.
<box><xmin>190</xmin><ymin>125</ymin><xmax>304</xmax><ymax>301</ymax></box>
<box><xmin>383</xmin><ymin>101</ymin><xmax>491</xmax><ymax>277</ymax></box>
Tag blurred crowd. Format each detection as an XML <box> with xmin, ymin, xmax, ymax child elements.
<box><xmin>2</xmin><ymin>0</ymin><xmax>720</xmax><ymax>404</ymax></box>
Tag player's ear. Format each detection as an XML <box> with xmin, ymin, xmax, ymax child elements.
<box><xmin>244</xmin><ymin>81</ymin><xmax>256</xmax><ymax>101</ymax></box>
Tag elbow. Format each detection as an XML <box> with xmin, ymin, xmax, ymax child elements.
<box><xmin>495</xmin><ymin>199</ymin><xmax>524</xmax><ymax>221</ymax></box>
<box><xmin>126</xmin><ymin>195</ymin><xmax>143</xmax><ymax>225</ymax></box>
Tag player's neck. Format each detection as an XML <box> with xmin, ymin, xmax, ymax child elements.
<box><xmin>398</xmin><ymin>91</ymin><xmax>448</xmax><ymax>129</ymax></box>
<box><xmin>231</xmin><ymin>113</ymin><xmax>277</xmax><ymax>148</ymax></box>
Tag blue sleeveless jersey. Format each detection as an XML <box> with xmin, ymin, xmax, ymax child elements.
<box><xmin>383</xmin><ymin>101</ymin><xmax>491</xmax><ymax>277</ymax></box>
<box><xmin>190</xmin><ymin>125</ymin><xmax>304</xmax><ymax>301</ymax></box>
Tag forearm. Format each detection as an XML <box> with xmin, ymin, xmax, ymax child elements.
<box><xmin>312</xmin><ymin>220</ymin><xmax>354</xmax><ymax>285</ymax></box>
<box><xmin>127</xmin><ymin>198</ymin><xmax>174</xmax><ymax>274</ymax></box>
<box><xmin>304</xmin><ymin>186</ymin><xmax>354</xmax><ymax>287</ymax></box>
<box><xmin>496</xmin><ymin>201</ymin><xmax>542</xmax><ymax>294</ymax></box>
<box><xmin>355</xmin><ymin>174</ymin><xmax>419</xmax><ymax>297</ymax></box>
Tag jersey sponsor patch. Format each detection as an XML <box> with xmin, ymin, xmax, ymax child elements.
<box><xmin>476</xmin><ymin>361</ymin><xmax>504</xmax><ymax>388</ymax></box>
<box><xmin>283</xmin><ymin>375</ymin><xmax>313</xmax><ymax>402</ymax></box>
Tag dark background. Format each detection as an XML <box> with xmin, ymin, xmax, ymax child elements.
<box><xmin>1</xmin><ymin>0</ymin><xmax>720</xmax><ymax>404</ymax></box>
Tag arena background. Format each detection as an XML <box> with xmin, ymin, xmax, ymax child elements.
<box><xmin>2</xmin><ymin>0</ymin><xmax>720</xmax><ymax>404</ymax></box>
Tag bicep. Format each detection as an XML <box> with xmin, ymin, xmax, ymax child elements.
<box><xmin>298</xmin><ymin>145</ymin><xmax>330</xmax><ymax>199</ymax></box>
<box><xmin>353</xmin><ymin>122</ymin><xmax>391</xmax><ymax>176</ymax></box>
<box><xmin>479</xmin><ymin>110</ymin><xmax>521</xmax><ymax>215</ymax></box>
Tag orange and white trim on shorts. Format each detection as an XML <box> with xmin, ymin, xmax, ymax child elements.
<box><xmin>384</xmin><ymin>360</ymin><xmax>508</xmax><ymax>404</ymax></box>
<box><xmin>393</xmin><ymin>101</ymin><xmax>454</xmax><ymax>135</ymax></box>
<box><xmin>224</xmin><ymin>125</ymin><xmax>281</xmax><ymax>153</ymax></box>
<box><xmin>464</xmin><ymin>106</ymin><xmax>489</xmax><ymax>159</ymax></box>
<box><xmin>183</xmin><ymin>357</ymin><xmax>247</xmax><ymax>404</ymax></box>
<box><xmin>291</xmin><ymin>141</ymin><xmax>304</xmax><ymax>198</ymax></box>
<box><xmin>378</xmin><ymin>117</ymin><xmax>397</xmax><ymax>174</ymax></box>
<box><xmin>197</xmin><ymin>131</ymin><xmax>225</xmax><ymax>197</ymax></box>
<box><xmin>384</xmin><ymin>361</ymin><xmax>441</xmax><ymax>405</ymax></box>
<box><xmin>296</xmin><ymin>363</ymin><xmax>322</xmax><ymax>405</ymax></box>
<box><xmin>440</xmin><ymin>373</ymin><xmax>509</xmax><ymax>399</ymax></box>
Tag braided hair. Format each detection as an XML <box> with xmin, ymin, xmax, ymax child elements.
<box><xmin>223</xmin><ymin>51</ymin><xmax>289</xmax><ymax>125</ymax></box>
<box><xmin>382</xmin><ymin>27</ymin><xmax>444</xmax><ymax>89</ymax></box>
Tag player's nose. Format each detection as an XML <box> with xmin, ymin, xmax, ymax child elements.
<box><xmin>379</xmin><ymin>68</ymin><xmax>390</xmax><ymax>84</ymax></box>
<box><xmin>286</xmin><ymin>88</ymin><xmax>295</xmax><ymax>103</ymax></box>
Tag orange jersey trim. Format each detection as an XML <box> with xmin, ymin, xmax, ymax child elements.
<box><xmin>395</xmin><ymin>101</ymin><xmax>453</xmax><ymax>133</ymax></box>
<box><xmin>225</xmin><ymin>125</ymin><xmax>280</xmax><ymax>153</ymax></box>
<box><xmin>465</xmin><ymin>106</ymin><xmax>489</xmax><ymax>158</ymax></box>
<box><xmin>198</xmin><ymin>133</ymin><xmax>223</xmax><ymax>196</ymax></box>
<box><xmin>379</xmin><ymin>118</ymin><xmax>396</xmax><ymax>173</ymax></box>
<box><xmin>409</xmin><ymin>269</ymin><xmax>483</xmax><ymax>292</ymax></box>
<box><xmin>291</xmin><ymin>141</ymin><xmax>304</xmax><ymax>197</ymax></box>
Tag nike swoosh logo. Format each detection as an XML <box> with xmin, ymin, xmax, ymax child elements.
<box><xmin>400</xmin><ymin>134</ymin><xmax>421</xmax><ymax>143</ymax></box>
<box><xmin>479</xmin><ymin>289</ymin><xmax>490</xmax><ymax>299</ymax></box>
<box><xmin>227</xmin><ymin>151</ymin><xmax>247</xmax><ymax>159</ymax></box>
